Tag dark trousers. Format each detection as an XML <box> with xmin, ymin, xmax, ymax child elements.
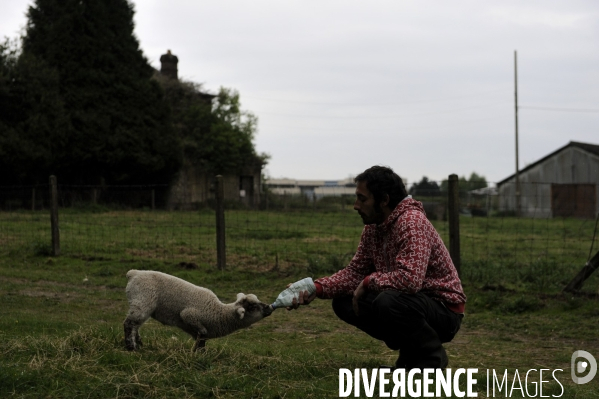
<box><xmin>332</xmin><ymin>291</ymin><xmax>462</xmax><ymax>352</ymax></box>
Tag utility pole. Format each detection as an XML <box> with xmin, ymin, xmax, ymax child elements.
<box><xmin>448</xmin><ymin>174</ymin><xmax>461</xmax><ymax>276</ymax></box>
<box><xmin>514</xmin><ymin>50</ymin><xmax>521</xmax><ymax>217</ymax></box>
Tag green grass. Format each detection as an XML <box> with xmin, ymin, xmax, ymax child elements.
<box><xmin>1</xmin><ymin>209</ymin><xmax>599</xmax><ymax>398</ymax></box>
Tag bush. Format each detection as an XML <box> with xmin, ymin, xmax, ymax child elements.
<box><xmin>30</xmin><ymin>240</ymin><xmax>53</xmax><ymax>256</ymax></box>
<box><xmin>499</xmin><ymin>296</ymin><xmax>544</xmax><ymax>314</ymax></box>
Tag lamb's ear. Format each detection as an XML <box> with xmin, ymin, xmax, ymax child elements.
<box><xmin>236</xmin><ymin>293</ymin><xmax>245</xmax><ymax>302</ymax></box>
<box><xmin>236</xmin><ymin>307</ymin><xmax>245</xmax><ymax>320</ymax></box>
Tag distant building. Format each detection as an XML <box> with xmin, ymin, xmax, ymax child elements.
<box><xmin>264</xmin><ymin>176</ymin><xmax>408</xmax><ymax>200</ymax></box>
<box><xmin>159</xmin><ymin>50</ymin><xmax>179</xmax><ymax>79</ymax></box>
<box><xmin>264</xmin><ymin>177</ymin><xmax>356</xmax><ymax>199</ymax></box>
<box><xmin>169</xmin><ymin>162</ymin><xmax>264</xmax><ymax>209</ymax></box>
<box><xmin>497</xmin><ymin>141</ymin><xmax>599</xmax><ymax>218</ymax></box>
<box><xmin>157</xmin><ymin>49</ymin><xmax>215</xmax><ymax>104</ymax></box>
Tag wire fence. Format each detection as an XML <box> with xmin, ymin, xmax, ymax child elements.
<box><xmin>1</xmin><ymin>181</ymin><xmax>598</xmax><ymax>286</ymax></box>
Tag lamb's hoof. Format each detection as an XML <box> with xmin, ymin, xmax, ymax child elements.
<box><xmin>124</xmin><ymin>338</ymin><xmax>136</xmax><ymax>351</ymax></box>
<box><xmin>193</xmin><ymin>339</ymin><xmax>206</xmax><ymax>352</ymax></box>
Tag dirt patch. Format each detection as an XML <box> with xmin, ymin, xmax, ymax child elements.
<box><xmin>125</xmin><ymin>246</ymin><xmax>214</xmax><ymax>262</ymax></box>
<box><xmin>1</xmin><ymin>276</ymin><xmax>31</xmax><ymax>285</ymax></box>
<box><xmin>19</xmin><ymin>290</ymin><xmax>69</xmax><ymax>298</ymax></box>
<box><xmin>3</xmin><ymin>276</ymin><xmax>123</xmax><ymax>295</ymax></box>
<box><xmin>15</xmin><ymin>287</ymin><xmax>81</xmax><ymax>304</ymax></box>
<box><xmin>222</xmin><ymin>253</ymin><xmax>303</xmax><ymax>274</ymax></box>
<box><xmin>0</xmin><ymin>235</ymin><xmax>18</xmax><ymax>246</ymax></box>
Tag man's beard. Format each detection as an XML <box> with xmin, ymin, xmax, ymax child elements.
<box><xmin>359</xmin><ymin>203</ymin><xmax>385</xmax><ymax>225</ymax></box>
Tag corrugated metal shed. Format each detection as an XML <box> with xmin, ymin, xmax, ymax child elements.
<box><xmin>497</xmin><ymin>141</ymin><xmax>599</xmax><ymax>218</ymax></box>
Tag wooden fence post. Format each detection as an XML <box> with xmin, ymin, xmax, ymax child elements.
<box><xmin>215</xmin><ymin>175</ymin><xmax>226</xmax><ymax>270</ymax></box>
<box><xmin>49</xmin><ymin>175</ymin><xmax>60</xmax><ymax>256</ymax></box>
<box><xmin>448</xmin><ymin>174</ymin><xmax>460</xmax><ymax>275</ymax></box>
<box><xmin>151</xmin><ymin>189</ymin><xmax>155</xmax><ymax>211</ymax></box>
<box><xmin>31</xmin><ymin>187</ymin><xmax>35</xmax><ymax>211</ymax></box>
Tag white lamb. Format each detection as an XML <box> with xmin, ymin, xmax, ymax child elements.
<box><xmin>123</xmin><ymin>270</ymin><xmax>273</xmax><ymax>351</ymax></box>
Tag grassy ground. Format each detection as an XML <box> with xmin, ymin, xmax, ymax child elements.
<box><xmin>1</xmin><ymin>209</ymin><xmax>599</xmax><ymax>398</ymax></box>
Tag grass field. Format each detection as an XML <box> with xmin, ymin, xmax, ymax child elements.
<box><xmin>1</xmin><ymin>209</ymin><xmax>599</xmax><ymax>398</ymax></box>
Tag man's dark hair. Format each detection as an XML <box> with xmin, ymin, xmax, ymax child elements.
<box><xmin>354</xmin><ymin>166</ymin><xmax>408</xmax><ymax>210</ymax></box>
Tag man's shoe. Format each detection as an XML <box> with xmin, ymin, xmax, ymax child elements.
<box><xmin>437</xmin><ymin>346</ymin><xmax>449</xmax><ymax>369</ymax></box>
<box><xmin>380</xmin><ymin>347</ymin><xmax>447</xmax><ymax>371</ymax></box>
<box><xmin>379</xmin><ymin>347</ymin><xmax>417</xmax><ymax>371</ymax></box>
<box><xmin>395</xmin><ymin>348</ymin><xmax>415</xmax><ymax>369</ymax></box>
<box><xmin>408</xmin><ymin>324</ymin><xmax>449</xmax><ymax>370</ymax></box>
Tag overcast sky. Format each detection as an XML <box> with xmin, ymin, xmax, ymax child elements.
<box><xmin>2</xmin><ymin>0</ymin><xmax>598</xmax><ymax>185</ymax></box>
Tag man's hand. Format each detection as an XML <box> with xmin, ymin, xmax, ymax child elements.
<box><xmin>286</xmin><ymin>285</ymin><xmax>317</xmax><ymax>310</ymax></box>
<box><xmin>352</xmin><ymin>280</ymin><xmax>367</xmax><ymax>316</ymax></box>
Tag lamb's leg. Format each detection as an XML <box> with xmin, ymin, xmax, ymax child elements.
<box><xmin>124</xmin><ymin>318</ymin><xmax>140</xmax><ymax>351</ymax></box>
<box><xmin>180</xmin><ymin>308</ymin><xmax>209</xmax><ymax>352</ymax></box>
<box><xmin>193</xmin><ymin>337</ymin><xmax>206</xmax><ymax>352</ymax></box>
<box><xmin>124</xmin><ymin>303</ymin><xmax>152</xmax><ymax>351</ymax></box>
<box><xmin>135</xmin><ymin>331</ymin><xmax>143</xmax><ymax>347</ymax></box>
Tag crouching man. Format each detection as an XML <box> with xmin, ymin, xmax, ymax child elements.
<box><xmin>290</xmin><ymin>165</ymin><xmax>466</xmax><ymax>370</ymax></box>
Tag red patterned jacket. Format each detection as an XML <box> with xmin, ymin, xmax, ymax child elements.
<box><xmin>314</xmin><ymin>197</ymin><xmax>466</xmax><ymax>313</ymax></box>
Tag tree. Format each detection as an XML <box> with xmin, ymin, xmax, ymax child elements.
<box><xmin>462</xmin><ymin>172</ymin><xmax>488</xmax><ymax>191</ymax></box>
<box><xmin>155</xmin><ymin>74</ymin><xmax>268</xmax><ymax>174</ymax></box>
<box><xmin>207</xmin><ymin>87</ymin><xmax>267</xmax><ymax>173</ymax></box>
<box><xmin>0</xmin><ymin>39</ymin><xmax>70</xmax><ymax>184</ymax></box>
<box><xmin>1</xmin><ymin>0</ymin><xmax>267</xmax><ymax>187</ymax></box>
<box><xmin>1</xmin><ymin>0</ymin><xmax>181</xmax><ymax>184</ymax></box>
<box><xmin>409</xmin><ymin>176</ymin><xmax>441</xmax><ymax>197</ymax></box>
<box><xmin>440</xmin><ymin>172</ymin><xmax>488</xmax><ymax>193</ymax></box>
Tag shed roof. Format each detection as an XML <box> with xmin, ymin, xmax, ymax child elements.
<box><xmin>497</xmin><ymin>141</ymin><xmax>599</xmax><ymax>186</ymax></box>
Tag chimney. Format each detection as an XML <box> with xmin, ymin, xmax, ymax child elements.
<box><xmin>159</xmin><ymin>49</ymin><xmax>178</xmax><ymax>80</ymax></box>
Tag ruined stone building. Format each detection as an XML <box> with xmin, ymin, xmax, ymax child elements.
<box><xmin>157</xmin><ymin>50</ymin><xmax>263</xmax><ymax>209</ymax></box>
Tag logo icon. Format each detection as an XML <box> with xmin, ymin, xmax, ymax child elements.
<box><xmin>571</xmin><ymin>350</ymin><xmax>597</xmax><ymax>384</ymax></box>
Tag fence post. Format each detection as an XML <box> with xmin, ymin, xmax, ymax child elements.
<box><xmin>151</xmin><ymin>189</ymin><xmax>155</xmax><ymax>211</ymax></box>
<box><xmin>49</xmin><ymin>175</ymin><xmax>60</xmax><ymax>256</ymax></box>
<box><xmin>31</xmin><ymin>187</ymin><xmax>35</xmax><ymax>211</ymax></box>
<box><xmin>448</xmin><ymin>174</ymin><xmax>460</xmax><ymax>275</ymax></box>
<box><xmin>215</xmin><ymin>175</ymin><xmax>226</xmax><ymax>270</ymax></box>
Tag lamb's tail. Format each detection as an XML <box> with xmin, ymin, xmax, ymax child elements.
<box><xmin>126</xmin><ymin>269</ymin><xmax>140</xmax><ymax>280</ymax></box>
